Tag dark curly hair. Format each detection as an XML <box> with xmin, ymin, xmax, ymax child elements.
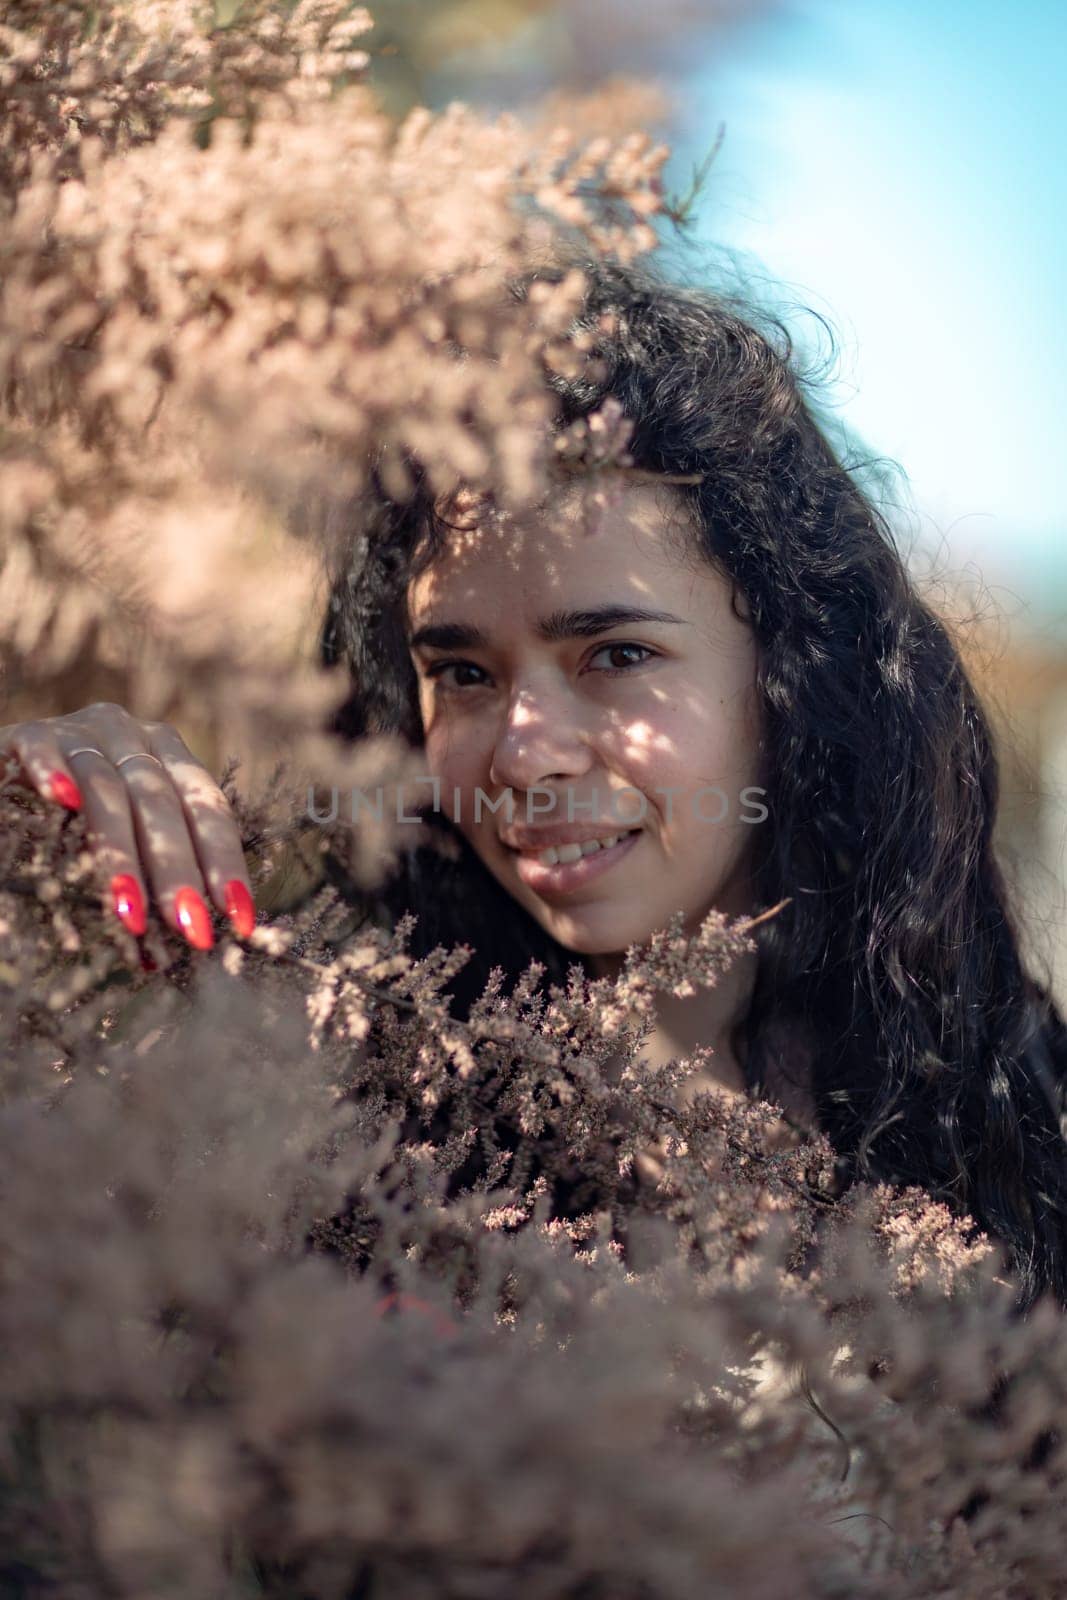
<box><xmin>317</xmin><ymin>249</ymin><xmax>1067</xmax><ymax>1317</ymax></box>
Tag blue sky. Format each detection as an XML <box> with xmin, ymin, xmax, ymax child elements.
<box><xmin>660</xmin><ymin>0</ymin><xmax>1066</xmax><ymax>627</ymax></box>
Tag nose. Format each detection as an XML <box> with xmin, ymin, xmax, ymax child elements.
<box><xmin>488</xmin><ymin>681</ymin><xmax>596</xmax><ymax>794</ymax></box>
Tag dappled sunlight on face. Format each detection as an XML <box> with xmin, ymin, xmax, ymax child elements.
<box><xmin>405</xmin><ymin>473</ymin><xmax>764</xmax><ymax>960</ymax></box>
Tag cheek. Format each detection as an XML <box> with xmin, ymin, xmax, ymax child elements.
<box><xmin>681</xmin><ymin>698</ymin><xmax>761</xmax><ymax>781</ymax></box>
<box><xmin>422</xmin><ymin>717</ymin><xmax>489</xmax><ymax>791</ymax></box>
<box><xmin>611</xmin><ymin>697</ymin><xmax>760</xmax><ymax>801</ymax></box>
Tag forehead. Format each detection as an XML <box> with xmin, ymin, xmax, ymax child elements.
<box><xmin>406</xmin><ymin>475</ymin><xmax>703</xmax><ymax>623</ymax></box>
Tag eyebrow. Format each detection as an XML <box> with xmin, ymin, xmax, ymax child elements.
<box><xmin>408</xmin><ymin>604</ymin><xmax>689</xmax><ymax>652</ymax></box>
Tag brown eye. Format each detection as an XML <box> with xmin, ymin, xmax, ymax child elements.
<box><xmin>425</xmin><ymin>660</ymin><xmax>489</xmax><ymax>690</ymax></box>
<box><xmin>587</xmin><ymin>643</ymin><xmax>658</xmax><ymax>676</ymax></box>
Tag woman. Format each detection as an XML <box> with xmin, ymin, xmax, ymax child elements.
<box><xmin>4</xmin><ymin>251</ymin><xmax>1067</xmax><ymax>1315</ymax></box>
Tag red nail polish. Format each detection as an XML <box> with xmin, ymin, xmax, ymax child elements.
<box><xmin>224</xmin><ymin>879</ymin><xmax>256</xmax><ymax>939</ymax></box>
<box><xmin>174</xmin><ymin>886</ymin><xmax>214</xmax><ymax>951</ymax></box>
<box><xmin>48</xmin><ymin>771</ymin><xmax>82</xmax><ymax>810</ymax></box>
<box><xmin>110</xmin><ymin>873</ymin><xmax>146</xmax><ymax>936</ymax></box>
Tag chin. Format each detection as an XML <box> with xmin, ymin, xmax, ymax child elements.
<box><xmin>540</xmin><ymin>908</ymin><xmax>660</xmax><ymax>957</ymax></box>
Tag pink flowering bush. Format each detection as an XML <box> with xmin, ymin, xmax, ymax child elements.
<box><xmin>3</xmin><ymin>6</ymin><xmax>1067</xmax><ymax>1596</ymax></box>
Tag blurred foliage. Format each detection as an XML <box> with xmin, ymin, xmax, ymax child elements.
<box><xmin>359</xmin><ymin>0</ymin><xmax>562</xmax><ymax>118</ymax></box>
<box><xmin>359</xmin><ymin>0</ymin><xmax>767</xmax><ymax>121</ymax></box>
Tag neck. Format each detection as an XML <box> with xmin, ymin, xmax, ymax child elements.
<box><xmin>588</xmin><ymin>939</ymin><xmax>758</xmax><ymax>1097</ymax></box>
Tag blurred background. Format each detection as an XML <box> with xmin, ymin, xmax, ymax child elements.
<box><xmin>360</xmin><ymin>0</ymin><xmax>1067</xmax><ymax>1001</ymax></box>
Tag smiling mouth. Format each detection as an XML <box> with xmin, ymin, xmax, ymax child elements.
<box><xmin>508</xmin><ymin>828</ymin><xmax>642</xmax><ymax>868</ymax></box>
<box><xmin>508</xmin><ymin>828</ymin><xmax>643</xmax><ymax>893</ymax></box>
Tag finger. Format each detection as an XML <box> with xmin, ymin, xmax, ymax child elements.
<box><xmin>64</xmin><ymin>742</ymin><xmax>215</xmax><ymax>952</ymax></box>
<box><xmin>102</xmin><ymin>750</ymin><xmax>218</xmax><ymax>952</ymax></box>
<box><xmin>0</xmin><ymin>721</ymin><xmax>84</xmax><ymax>811</ymax></box>
<box><xmin>142</xmin><ymin>724</ymin><xmax>257</xmax><ymax>940</ymax></box>
<box><xmin>62</xmin><ymin>747</ymin><xmax>150</xmax><ymax>937</ymax></box>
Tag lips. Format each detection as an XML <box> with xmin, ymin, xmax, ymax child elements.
<box><xmin>502</xmin><ymin>823</ymin><xmax>645</xmax><ymax>855</ymax></box>
<box><xmin>509</xmin><ymin>827</ymin><xmax>643</xmax><ymax>895</ymax></box>
<box><xmin>508</xmin><ymin>827</ymin><xmax>640</xmax><ymax>867</ymax></box>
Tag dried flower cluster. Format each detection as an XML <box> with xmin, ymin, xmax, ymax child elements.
<box><xmin>1</xmin><ymin>0</ymin><xmax>664</xmax><ymax>755</ymax></box>
<box><xmin>4</xmin><ymin>5</ymin><xmax>1067</xmax><ymax>1597</ymax></box>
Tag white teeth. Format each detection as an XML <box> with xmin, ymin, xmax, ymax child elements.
<box><xmin>535</xmin><ymin>831</ymin><xmax>632</xmax><ymax>867</ymax></box>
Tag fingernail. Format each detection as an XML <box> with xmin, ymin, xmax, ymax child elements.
<box><xmin>174</xmin><ymin>886</ymin><xmax>214</xmax><ymax>951</ymax></box>
<box><xmin>48</xmin><ymin>771</ymin><xmax>82</xmax><ymax>810</ymax></box>
<box><xmin>224</xmin><ymin>879</ymin><xmax>256</xmax><ymax>940</ymax></box>
<box><xmin>110</xmin><ymin>873</ymin><xmax>146</xmax><ymax>936</ymax></box>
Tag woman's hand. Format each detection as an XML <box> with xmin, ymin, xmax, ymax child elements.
<box><xmin>0</xmin><ymin>703</ymin><xmax>256</xmax><ymax>951</ymax></box>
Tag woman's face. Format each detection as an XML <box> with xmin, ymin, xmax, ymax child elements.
<box><xmin>405</xmin><ymin>475</ymin><xmax>765</xmax><ymax>958</ymax></box>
